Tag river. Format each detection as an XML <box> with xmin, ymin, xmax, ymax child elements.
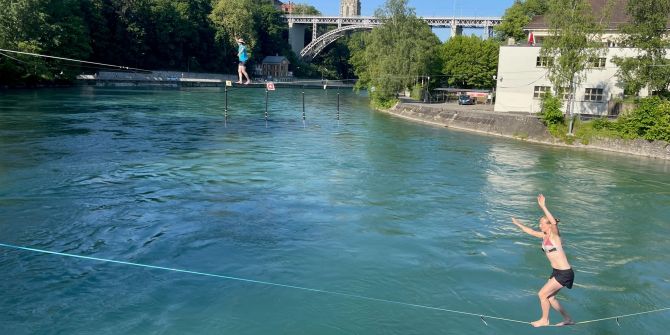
<box><xmin>1</xmin><ymin>87</ymin><xmax>668</xmax><ymax>334</ymax></box>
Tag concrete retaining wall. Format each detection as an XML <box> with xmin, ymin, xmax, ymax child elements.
<box><xmin>387</xmin><ymin>103</ymin><xmax>670</xmax><ymax>160</ymax></box>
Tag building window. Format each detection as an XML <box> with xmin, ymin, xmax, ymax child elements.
<box><xmin>534</xmin><ymin>86</ymin><xmax>551</xmax><ymax>99</ymax></box>
<box><xmin>536</xmin><ymin>56</ymin><xmax>554</xmax><ymax>67</ymax></box>
<box><xmin>557</xmin><ymin>87</ymin><xmax>573</xmax><ymax>100</ymax></box>
<box><xmin>584</xmin><ymin>88</ymin><xmax>604</xmax><ymax>101</ymax></box>
<box><xmin>590</xmin><ymin>58</ymin><xmax>606</xmax><ymax>68</ymax></box>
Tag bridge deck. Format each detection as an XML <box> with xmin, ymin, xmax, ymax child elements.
<box><xmin>285</xmin><ymin>15</ymin><xmax>502</xmax><ymax>28</ymax></box>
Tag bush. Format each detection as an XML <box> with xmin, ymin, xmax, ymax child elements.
<box><xmin>540</xmin><ymin>93</ymin><xmax>565</xmax><ymax>126</ymax></box>
<box><xmin>371</xmin><ymin>92</ymin><xmax>398</xmax><ymax>109</ymax></box>
<box><xmin>616</xmin><ymin>97</ymin><xmax>670</xmax><ymax>142</ymax></box>
<box><xmin>410</xmin><ymin>84</ymin><xmax>423</xmax><ymax>100</ymax></box>
<box><xmin>591</xmin><ymin>117</ymin><xmax>615</xmax><ymax>131</ymax></box>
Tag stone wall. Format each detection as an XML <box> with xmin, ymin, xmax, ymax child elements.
<box><xmin>387</xmin><ymin>103</ymin><xmax>670</xmax><ymax>160</ymax></box>
<box><xmin>388</xmin><ymin>103</ymin><xmax>557</xmax><ymax>143</ymax></box>
<box><xmin>582</xmin><ymin>138</ymin><xmax>670</xmax><ymax>159</ymax></box>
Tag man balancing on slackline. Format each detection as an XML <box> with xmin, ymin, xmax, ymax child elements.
<box><xmin>511</xmin><ymin>194</ymin><xmax>575</xmax><ymax>327</ymax></box>
<box><xmin>235</xmin><ymin>37</ymin><xmax>251</xmax><ymax>85</ymax></box>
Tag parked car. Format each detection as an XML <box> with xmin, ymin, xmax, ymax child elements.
<box><xmin>458</xmin><ymin>94</ymin><xmax>474</xmax><ymax>105</ymax></box>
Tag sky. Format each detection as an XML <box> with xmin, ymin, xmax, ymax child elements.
<box><xmin>299</xmin><ymin>0</ymin><xmax>517</xmax><ymax>40</ymax></box>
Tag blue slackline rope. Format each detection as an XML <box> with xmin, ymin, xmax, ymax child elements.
<box><xmin>1</xmin><ymin>242</ymin><xmax>669</xmax><ymax>326</ymax></box>
<box><xmin>0</xmin><ymin>242</ymin><xmax>526</xmax><ymax>324</ymax></box>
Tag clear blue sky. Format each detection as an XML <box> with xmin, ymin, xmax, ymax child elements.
<box><xmin>300</xmin><ymin>0</ymin><xmax>516</xmax><ymax>40</ymax></box>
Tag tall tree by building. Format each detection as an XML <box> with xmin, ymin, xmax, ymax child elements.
<box><xmin>612</xmin><ymin>0</ymin><xmax>670</xmax><ymax>95</ymax></box>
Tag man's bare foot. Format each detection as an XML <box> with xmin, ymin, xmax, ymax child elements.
<box><xmin>244</xmin><ymin>81</ymin><xmax>251</xmax><ymax>85</ymax></box>
<box><xmin>235</xmin><ymin>81</ymin><xmax>243</xmax><ymax>84</ymax></box>
<box><xmin>555</xmin><ymin>319</ymin><xmax>575</xmax><ymax>326</ymax></box>
<box><xmin>530</xmin><ymin>319</ymin><xmax>550</xmax><ymax>327</ymax></box>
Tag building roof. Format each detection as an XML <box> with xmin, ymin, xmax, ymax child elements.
<box><xmin>262</xmin><ymin>56</ymin><xmax>289</xmax><ymax>64</ymax></box>
<box><xmin>525</xmin><ymin>0</ymin><xmax>670</xmax><ymax>31</ymax></box>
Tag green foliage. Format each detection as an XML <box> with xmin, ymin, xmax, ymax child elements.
<box><xmin>611</xmin><ymin>0</ymin><xmax>670</xmax><ymax>95</ymax></box>
<box><xmin>210</xmin><ymin>0</ymin><xmax>255</xmax><ymax>46</ymax></box>
<box><xmin>291</xmin><ymin>3</ymin><xmax>321</xmax><ymax>15</ymax></box>
<box><xmin>0</xmin><ymin>0</ymin><xmax>297</xmax><ymax>85</ymax></box>
<box><xmin>348</xmin><ymin>0</ymin><xmax>441</xmax><ymax>108</ymax></box>
<box><xmin>553</xmin><ymin>97</ymin><xmax>670</xmax><ymax>144</ymax></box>
<box><xmin>0</xmin><ymin>0</ymin><xmax>92</xmax><ymax>84</ymax></box>
<box><xmin>494</xmin><ymin>0</ymin><xmax>548</xmax><ymax>42</ymax></box>
<box><xmin>410</xmin><ymin>83</ymin><xmax>423</xmax><ymax>100</ymax></box>
<box><xmin>540</xmin><ymin>0</ymin><xmax>610</xmax><ymax>124</ymax></box>
<box><xmin>547</xmin><ymin>122</ymin><xmax>574</xmax><ymax>144</ymax></box>
<box><xmin>440</xmin><ymin>35</ymin><xmax>498</xmax><ymax>89</ymax></box>
<box><xmin>617</xmin><ymin>97</ymin><xmax>670</xmax><ymax>142</ymax></box>
<box><xmin>312</xmin><ymin>38</ymin><xmax>354</xmax><ymax>80</ymax></box>
<box><xmin>370</xmin><ymin>92</ymin><xmax>398</xmax><ymax>109</ymax></box>
<box><xmin>590</xmin><ymin>117</ymin><xmax>614</xmax><ymax>130</ymax></box>
<box><xmin>540</xmin><ymin>92</ymin><xmax>565</xmax><ymax>125</ymax></box>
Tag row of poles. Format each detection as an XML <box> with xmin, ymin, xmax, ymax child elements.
<box><xmin>222</xmin><ymin>87</ymin><xmax>340</xmax><ymax>128</ymax></box>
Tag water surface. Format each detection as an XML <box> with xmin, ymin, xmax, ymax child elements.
<box><xmin>1</xmin><ymin>87</ymin><xmax>669</xmax><ymax>334</ymax></box>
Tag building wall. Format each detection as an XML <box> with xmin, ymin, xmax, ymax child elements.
<box><xmin>494</xmin><ymin>46</ymin><xmax>645</xmax><ymax>115</ymax></box>
<box><xmin>262</xmin><ymin>62</ymin><xmax>290</xmax><ymax>78</ymax></box>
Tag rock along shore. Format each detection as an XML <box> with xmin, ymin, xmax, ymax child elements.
<box><xmin>384</xmin><ymin>101</ymin><xmax>670</xmax><ymax>160</ymax></box>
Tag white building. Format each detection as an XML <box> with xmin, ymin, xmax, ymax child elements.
<box><xmin>494</xmin><ymin>0</ymin><xmax>658</xmax><ymax>116</ymax></box>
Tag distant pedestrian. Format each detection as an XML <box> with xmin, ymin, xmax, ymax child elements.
<box><xmin>236</xmin><ymin>37</ymin><xmax>251</xmax><ymax>85</ymax></box>
<box><xmin>511</xmin><ymin>194</ymin><xmax>575</xmax><ymax>327</ymax></box>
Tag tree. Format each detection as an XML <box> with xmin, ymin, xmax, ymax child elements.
<box><xmin>209</xmin><ymin>0</ymin><xmax>256</xmax><ymax>47</ymax></box>
<box><xmin>612</xmin><ymin>0</ymin><xmax>670</xmax><ymax>95</ymax></box>
<box><xmin>541</xmin><ymin>0</ymin><xmax>611</xmax><ymax>134</ymax></box>
<box><xmin>254</xmin><ymin>2</ymin><xmax>292</xmax><ymax>62</ymax></box>
<box><xmin>314</xmin><ymin>38</ymin><xmax>354</xmax><ymax>80</ymax></box>
<box><xmin>209</xmin><ymin>0</ymin><xmax>293</xmax><ymax>71</ymax></box>
<box><xmin>291</xmin><ymin>3</ymin><xmax>320</xmax><ymax>15</ymax></box>
<box><xmin>348</xmin><ymin>0</ymin><xmax>441</xmax><ymax>108</ymax></box>
<box><xmin>495</xmin><ymin>0</ymin><xmax>548</xmax><ymax>42</ymax></box>
<box><xmin>440</xmin><ymin>35</ymin><xmax>498</xmax><ymax>89</ymax></box>
<box><xmin>0</xmin><ymin>0</ymin><xmax>92</xmax><ymax>85</ymax></box>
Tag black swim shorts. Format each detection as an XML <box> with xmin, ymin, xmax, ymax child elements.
<box><xmin>239</xmin><ymin>61</ymin><xmax>246</xmax><ymax>66</ymax></box>
<box><xmin>550</xmin><ymin>268</ymin><xmax>574</xmax><ymax>289</ymax></box>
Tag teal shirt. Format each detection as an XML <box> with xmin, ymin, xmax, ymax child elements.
<box><xmin>238</xmin><ymin>44</ymin><xmax>248</xmax><ymax>62</ymax></box>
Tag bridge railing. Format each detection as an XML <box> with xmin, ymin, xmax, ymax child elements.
<box><xmin>284</xmin><ymin>15</ymin><xmax>501</xmax><ymax>25</ymax></box>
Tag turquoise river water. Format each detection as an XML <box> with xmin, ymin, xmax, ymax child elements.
<box><xmin>1</xmin><ymin>87</ymin><xmax>669</xmax><ymax>334</ymax></box>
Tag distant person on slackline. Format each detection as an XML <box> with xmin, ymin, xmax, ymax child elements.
<box><xmin>511</xmin><ymin>194</ymin><xmax>575</xmax><ymax>327</ymax></box>
<box><xmin>236</xmin><ymin>37</ymin><xmax>251</xmax><ymax>85</ymax></box>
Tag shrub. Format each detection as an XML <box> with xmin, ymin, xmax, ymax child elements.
<box><xmin>591</xmin><ymin>117</ymin><xmax>615</xmax><ymax>130</ymax></box>
<box><xmin>410</xmin><ymin>84</ymin><xmax>423</xmax><ymax>101</ymax></box>
<box><xmin>540</xmin><ymin>93</ymin><xmax>565</xmax><ymax>126</ymax></box>
<box><xmin>371</xmin><ymin>92</ymin><xmax>398</xmax><ymax>109</ymax></box>
<box><xmin>616</xmin><ymin>97</ymin><xmax>670</xmax><ymax>142</ymax></box>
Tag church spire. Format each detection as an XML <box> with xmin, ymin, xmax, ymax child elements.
<box><xmin>340</xmin><ymin>0</ymin><xmax>361</xmax><ymax>17</ymax></box>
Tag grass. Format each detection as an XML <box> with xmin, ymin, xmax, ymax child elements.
<box><xmin>546</xmin><ymin>118</ymin><xmax>623</xmax><ymax>145</ymax></box>
<box><xmin>573</xmin><ymin>119</ymin><xmax>622</xmax><ymax>145</ymax></box>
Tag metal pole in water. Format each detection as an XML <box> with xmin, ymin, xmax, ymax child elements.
<box><xmin>302</xmin><ymin>91</ymin><xmax>306</xmax><ymax>128</ymax></box>
<box><xmin>265</xmin><ymin>89</ymin><xmax>269</xmax><ymax>128</ymax></box>
<box><xmin>337</xmin><ymin>92</ymin><xmax>340</xmax><ymax>126</ymax></box>
<box><xmin>224</xmin><ymin>86</ymin><xmax>228</xmax><ymax>128</ymax></box>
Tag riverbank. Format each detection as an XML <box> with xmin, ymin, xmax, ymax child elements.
<box><xmin>385</xmin><ymin>101</ymin><xmax>670</xmax><ymax>160</ymax></box>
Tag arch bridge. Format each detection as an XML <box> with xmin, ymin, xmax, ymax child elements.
<box><xmin>285</xmin><ymin>15</ymin><xmax>502</xmax><ymax>60</ymax></box>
